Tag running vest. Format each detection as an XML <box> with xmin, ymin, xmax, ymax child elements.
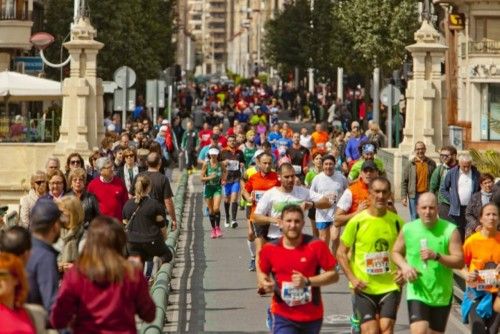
<box><xmin>206</xmin><ymin>162</ymin><xmax>222</xmax><ymax>186</ymax></box>
<box><xmin>347</xmin><ymin>179</ymin><xmax>369</xmax><ymax>214</ymax></box>
<box><xmin>403</xmin><ymin>218</ymin><xmax>456</xmax><ymax>306</ymax></box>
<box><xmin>243</xmin><ymin>144</ymin><xmax>257</xmax><ymax>168</ymax></box>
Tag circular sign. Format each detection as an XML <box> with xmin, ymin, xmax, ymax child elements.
<box><xmin>113</xmin><ymin>66</ymin><xmax>136</xmax><ymax>88</ymax></box>
<box><xmin>380</xmin><ymin>85</ymin><xmax>401</xmax><ymax>107</ymax></box>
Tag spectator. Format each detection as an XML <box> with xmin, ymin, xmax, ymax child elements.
<box><xmin>0</xmin><ymin>252</ymin><xmax>37</xmax><ymax>334</ymax></box>
<box><xmin>123</xmin><ymin>175</ymin><xmax>172</xmax><ymax>266</ymax></box>
<box><xmin>45</xmin><ymin>157</ymin><xmax>60</xmax><ymax>174</ymax></box>
<box><xmin>441</xmin><ymin>154</ymin><xmax>481</xmax><ymax>242</ymax></box>
<box><xmin>0</xmin><ymin>226</ymin><xmax>32</xmax><ymax>264</ymax></box>
<box><xmin>344</xmin><ymin>121</ymin><xmax>367</xmax><ymax>167</ymax></box>
<box><xmin>365</xmin><ymin>120</ymin><xmax>386</xmax><ymax>149</ymax></box>
<box><xmin>42</xmin><ymin>169</ymin><xmax>67</xmax><ymax>201</ymax></box>
<box><xmin>430</xmin><ymin>145</ymin><xmax>459</xmax><ymax>221</ymax></box>
<box><xmin>401</xmin><ymin>142</ymin><xmax>437</xmax><ymax>220</ymax></box>
<box><xmin>50</xmin><ymin>216</ymin><xmax>156</xmax><ymax>333</ymax></box>
<box><xmin>19</xmin><ymin>171</ymin><xmax>47</xmax><ymax>228</ymax></box>
<box><xmin>87</xmin><ymin>157</ymin><xmax>128</xmax><ymax>221</ymax></box>
<box><xmin>66</xmin><ymin>168</ymin><xmax>100</xmax><ymax>229</ymax></box>
<box><xmin>56</xmin><ymin>196</ymin><xmax>85</xmax><ymax>266</ymax></box>
<box><xmin>116</xmin><ymin>148</ymin><xmax>140</xmax><ymax>194</ymax></box>
<box><xmin>465</xmin><ymin>173</ymin><xmax>495</xmax><ymax>238</ymax></box>
<box><xmin>26</xmin><ymin>199</ymin><xmax>62</xmax><ymax>312</ymax></box>
<box><xmin>64</xmin><ymin>153</ymin><xmax>85</xmax><ymax>180</ymax></box>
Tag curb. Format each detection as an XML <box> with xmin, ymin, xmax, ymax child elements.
<box><xmin>139</xmin><ymin>171</ymin><xmax>189</xmax><ymax>334</ymax></box>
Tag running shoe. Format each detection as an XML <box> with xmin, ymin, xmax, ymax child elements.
<box><xmin>215</xmin><ymin>226</ymin><xmax>223</xmax><ymax>238</ymax></box>
<box><xmin>231</xmin><ymin>220</ymin><xmax>238</xmax><ymax>228</ymax></box>
<box><xmin>224</xmin><ymin>218</ymin><xmax>230</xmax><ymax>228</ymax></box>
<box><xmin>248</xmin><ymin>258</ymin><xmax>256</xmax><ymax>272</ymax></box>
<box><xmin>210</xmin><ymin>228</ymin><xmax>217</xmax><ymax>239</ymax></box>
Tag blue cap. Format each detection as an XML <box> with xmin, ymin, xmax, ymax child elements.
<box><xmin>30</xmin><ymin>199</ymin><xmax>61</xmax><ymax>229</ymax></box>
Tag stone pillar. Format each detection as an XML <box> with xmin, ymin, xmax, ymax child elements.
<box><xmin>399</xmin><ymin>20</ymin><xmax>448</xmax><ymax>153</ymax></box>
<box><xmin>54</xmin><ymin>17</ymin><xmax>104</xmax><ymax>157</ymax></box>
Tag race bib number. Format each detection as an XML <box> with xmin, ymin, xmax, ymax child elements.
<box><xmin>365</xmin><ymin>251</ymin><xmax>390</xmax><ymax>275</ymax></box>
<box><xmin>292</xmin><ymin>165</ymin><xmax>302</xmax><ymax>175</ymax></box>
<box><xmin>281</xmin><ymin>282</ymin><xmax>312</xmax><ymax>307</ymax></box>
<box><xmin>227</xmin><ymin>160</ymin><xmax>240</xmax><ymax>171</ymax></box>
<box><xmin>476</xmin><ymin>269</ymin><xmax>499</xmax><ymax>291</ymax></box>
<box><xmin>254</xmin><ymin>190</ymin><xmax>265</xmax><ymax>203</ymax></box>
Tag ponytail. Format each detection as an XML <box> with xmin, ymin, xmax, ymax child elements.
<box><xmin>134</xmin><ymin>175</ymin><xmax>151</xmax><ymax>203</ymax></box>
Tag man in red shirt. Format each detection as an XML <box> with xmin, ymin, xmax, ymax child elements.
<box><xmin>198</xmin><ymin>122</ymin><xmax>213</xmax><ymax>148</ymax></box>
<box><xmin>87</xmin><ymin>157</ymin><xmax>129</xmax><ymax>220</ymax></box>
<box><xmin>258</xmin><ymin>204</ymin><xmax>338</xmax><ymax>334</ymax></box>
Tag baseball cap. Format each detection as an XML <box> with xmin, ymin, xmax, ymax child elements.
<box><xmin>208</xmin><ymin>148</ymin><xmax>220</xmax><ymax>156</ymax></box>
<box><xmin>362</xmin><ymin>144</ymin><xmax>375</xmax><ymax>154</ymax></box>
<box><xmin>361</xmin><ymin>160</ymin><xmax>378</xmax><ymax>171</ymax></box>
<box><xmin>30</xmin><ymin>199</ymin><xmax>62</xmax><ymax>230</ymax></box>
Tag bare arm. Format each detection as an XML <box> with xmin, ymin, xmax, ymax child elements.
<box><xmin>253</xmin><ymin>213</ymin><xmax>280</xmax><ymax>226</ymax></box>
<box><xmin>291</xmin><ymin>268</ymin><xmax>338</xmax><ymax>288</ymax></box>
<box><xmin>334</xmin><ymin>202</ymin><xmax>368</xmax><ymax>227</ymax></box>
<box><xmin>164</xmin><ymin>197</ymin><xmax>177</xmax><ymax>230</ymax></box>
<box><xmin>420</xmin><ymin>229</ymin><xmax>464</xmax><ymax>269</ymax></box>
<box><xmin>392</xmin><ymin>231</ymin><xmax>419</xmax><ymax>282</ymax></box>
<box><xmin>314</xmin><ymin>196</ymin><xmax>334</xmax><ymax>209</ymax></box>
<box><xmin>336</xmin><ymin>241</ymin><xmax>366</xmax><ymax>291</ymax></box>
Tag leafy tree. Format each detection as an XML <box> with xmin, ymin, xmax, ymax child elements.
<box><xmin>43</xmin><ymin>0</ymin><xmax>176</xmax><ymax>91</ymax></box>
<box><xmin>332</xmin><ymin>0</ymin><xmax>419</xmax><ymax>75</ymax></box>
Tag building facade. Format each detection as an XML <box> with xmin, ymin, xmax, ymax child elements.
<box><xmin>437</xmin><ymin>0</ymin><xmax>500</xmax><ymax>150</ymax></box>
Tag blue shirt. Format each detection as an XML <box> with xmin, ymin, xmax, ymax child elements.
<box><xmin>345</xmin><ymin>135</ymin><xmax>367</xmax><ymax>161</ymax></box>
<box><xmin>267</xmin><ymin>132</ymin><xmax>282</xmax><ymax>149</ymax></box>
<box><xmin>26</xmin><ymin>236</ymin><xmax>60</xmax><ymax>311</ymax></box>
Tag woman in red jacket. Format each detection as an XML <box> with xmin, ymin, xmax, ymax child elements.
<box><xmin>50</xmin><ymin>216</ymin><xmax>156</xmax><ymax>333</ymax></box>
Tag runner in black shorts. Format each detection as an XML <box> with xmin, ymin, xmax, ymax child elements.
<box><xmin>407</xmin><ymin>300</ymin><xmax>451</xmax><ymax>333</ymax></box>
<box><xmin>353</xmin><ymin>291</ymin><xmax>401</xmax><ymax>324</ymax></box>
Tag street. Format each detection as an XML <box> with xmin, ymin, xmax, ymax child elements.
<box><xmin>164</xmin><ymin>175</ymin><xmax>469</xmax><ymax>333</ymax></box>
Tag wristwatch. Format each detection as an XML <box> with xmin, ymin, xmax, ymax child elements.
<box><xmin>434</xmin><ymin>253</ymin><xmax>441</xmax><ymax>261</ymax></box>
<box><xmin>305</xmin><ymin>277</ymin><xmax>311</xmax><ymax>287</ymax></box>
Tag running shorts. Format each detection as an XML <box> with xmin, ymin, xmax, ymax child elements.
<box><xmin>223</xmin><ymin>181</ymin><xmax>241</xmax><ymax>196</ymax></box>
<box><xmin>204</xmin><ymin>184</ymin><xmax>222</xmax><ymax>199</ymax></box>
<box><xmin>353</xmin><ymin>290</ymin><xmax>401</xmax><ymax>324</ymax></box>
<box><xmin>407</xmin><ymin>300</ymin><xmax>451</xmax><ymax>333</ymax></box>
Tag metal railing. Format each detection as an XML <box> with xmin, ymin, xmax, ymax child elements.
<box><xmin>465</xmin><ymin>40</ymin><xmax>500</xmax><ymax>55</ymax></box>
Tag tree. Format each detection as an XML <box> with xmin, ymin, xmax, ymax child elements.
<box><xmin>332</xmin><ymin>0</ymin><xmax>419</xmax><ymax>75</ymax></box>
<box><xmin>43</xmin><ymin>0</ymin><xmax>176</xmax><ymax>91</ymax></box>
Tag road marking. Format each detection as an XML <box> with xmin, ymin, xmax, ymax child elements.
<box><xmin>324</xmin><ymin>313</ymin><xmax>350</xmax><ymax>325</ymax></box>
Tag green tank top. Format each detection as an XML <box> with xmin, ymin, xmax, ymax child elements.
<box><xmin>403</xmin><ymin>218</ymin><xmax>456</xmax><ymax>306</ymax></box>
<box><xmin>206</xmin><ymin>162</ymin><xmax>222</xmax><ymax>186</ymax></box>
<box><xmin>243</xmin><ymin>145</ymin><xmax>257</xmax><ymax>168</ymax></box>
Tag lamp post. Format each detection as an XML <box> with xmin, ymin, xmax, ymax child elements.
<box><xmin>308</xmin><ymin>0</ymin><xmax>314</xmax><ymax>93</ymax></box>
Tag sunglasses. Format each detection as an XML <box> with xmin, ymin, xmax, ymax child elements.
<box><xmin>34</xmin><ymin>180</ymin><xmax>45</xmax><ymax>185</ymax></box>
<box><xmin>440</xmin><ymin>154</ymin><xmax>450</xmax><ymax>158</ymax></box>
<box><xmin>70</xmin><ymin>160</ymin><xmax>81</xmax><ymax>165</ymax></box>
<box><xmin>124</xmin><ymin>155</ymin><xmax>134</xmax><ymax>158</ymax></box>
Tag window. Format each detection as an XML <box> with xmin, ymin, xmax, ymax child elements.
<box><xmin>475</xmin><ymin>16</ymin><xmax>500</xmax><ymax>41</ymax></box>
<box><xmin>481</xmin><ymin>83</ymin><xmax>500</xmax><ymax>140</ymax></box>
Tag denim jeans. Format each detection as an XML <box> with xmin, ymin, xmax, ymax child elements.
<box><xmin>408</xmin><ymin>193</ymin><xmax>421</xmax><ymax>221</ymax></box>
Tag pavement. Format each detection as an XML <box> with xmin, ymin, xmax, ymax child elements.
<box><xmin>162</xmin><ymin>173</ymin><xmax>469</xmax><ymax>333</ymax></box>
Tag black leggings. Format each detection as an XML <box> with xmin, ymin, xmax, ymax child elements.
<box><xmin>469</xmin><ymin>300</ymin><xmax>500</xmax><ymax>334</ymax></box>
<box><xmin>127</xmin><ymin>237</ymin><xmax>172</xmax><ymax>263</ymax></box>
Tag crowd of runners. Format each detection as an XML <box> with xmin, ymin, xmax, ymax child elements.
<box><xmin>0</xmin><ymin>81</ymin><xmax>499</xmax><ymax>334</ymax></box>
<box><xmin>192</xmin><ymin>82</ymin><xmax>500</xmax><ymax>334</ymax></box>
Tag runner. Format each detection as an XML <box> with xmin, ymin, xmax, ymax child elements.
<box><xmin>304</xmin><ymin>152</ymin><xmax>323</xmax><ymax>238</ymax></box>
<box><xmin>201</xmin><ymin>148</ymin><xmax>227</xmax><ymax>239</ymax></box>
<box><xmin>241</xmin><ymin>130</ymin><xmax>258</xmax><ymax>168</ymax></box>
<box><xmin>392</xmin><ymin>192</ymin><xmax>464</xmax><ymax>334</ymax></box>
<box><xmin>258</xmin><ymin>204</ymin><xmax>339</xmax><ymax>334</ymax></box>
<box><xmin>348</xmin><ymin>142</ymin><xmax>385</xmax><ymax>181</ymax></box>
<box><xmin>242</xmin><ymin>152</ymin><xmax>280</xmax><ymax>273</ymax></box>
<box><xmin>287</xmin><ymin>132</ymin><xmax>310</xmax><ymax>185</ymax></box>
<box><xmin>461</xmin><ymin>203</ymin><xmax>500</xmax><ymax>334</ymax></box>
<box><xmin>337</xmin><ymin>177</ymin><xmax>405</xmax><ymax>334</ymax></box>
<box><xmin>334</xmin><ymin>160</ymin><xmax>380</xmax><ymax>227</ymax></box>
<box><xmin>310</xmin><ymin>154</ymin><xmax>348</xmax><ymax>254</ymax></box>
<box><xmin>311</xmin><ymin>123</ymin><xmax>329</xmax><ymax>156</ymax></box>
<box><xmin>220</xmin><ymin>135</ymin><xmax>246</xmax><ymax>229</ymax></box>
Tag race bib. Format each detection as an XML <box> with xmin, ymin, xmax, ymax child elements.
<box><xmin>365</xmin><ymin>251</ymin><xmax>390</xmax><ymax>275</ymax></box>
<box><xmin>281</xmin><ymin>282</ymin><xmax>312</xmax><ymax>307</ymax></box>
<box><xmin>227</xmin><ymin>160</ymin><xmax>240</xmax><ymax>171</ymax></box>
<box><xmin>476</xmin><ymin>269</ymin><xmax>499</xmax><ymax>291</ymax></box>
<box><xmin>254</xmin><ymin>190</ymin><xmax>265</xmax><ymax>203</ymax></box>
<box><xmin>292</xmin><ymin>165</ymin><xmax>302</xmax><ymax>175</ymax></box>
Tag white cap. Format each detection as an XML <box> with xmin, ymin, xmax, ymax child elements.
<box><xmin>253</xmin><ymin>149</ymin><xmax>264</xmax><ymax>160</ymax></box>
<box><xmin>208</xmin><ymin>148</ymin><xmax>220</xmax><ymax>156</ymax></box>
<box><xmin>161</xmin><ymin>119</ymin><xmax>170</xmax><ymax>125</ymax></box>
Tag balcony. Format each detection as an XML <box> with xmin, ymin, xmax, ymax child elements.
<box><xmin>461</xmin><ymin>40</ymin><xmax>500</xmax><ymax>59</ymax></box>
<box><xmin>0</xmin><ymin>1</ymin><xmax>33</xmax><ymax>49</ymax></box>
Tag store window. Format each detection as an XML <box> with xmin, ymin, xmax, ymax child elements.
<box><xmin>0</xmin><ymin>102</ymin><xmax>61</xmax><ymax>143</ymax></box>
<box><xmin>475</xmin><ymin>16</ymin><xmax>500</xmax><ymax>41</ymax></box>
<box><xmin>481</xmin><ymin>83</ymin><xmax>500</xmax><ymax>140</ymax></box>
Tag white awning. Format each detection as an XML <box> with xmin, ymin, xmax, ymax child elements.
<box><xmin>0</xmin><ymin>71</ymin><xmax>61</xmax><ymax>101</ymax></box>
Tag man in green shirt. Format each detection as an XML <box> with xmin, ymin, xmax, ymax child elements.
<box><xmin>337</xmin><ymin>177</ymin><xmax>404</xmax><ymax>334</ymax></box>
<box><xmin>392</xmin><ymin>192</ymin><xmax>464</xmax><ymax>334</ymax></box>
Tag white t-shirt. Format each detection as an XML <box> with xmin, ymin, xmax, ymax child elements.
<box><xmin>337</xmin><ymin>189</ymin><xmax>353</xmax><ymax>212</ymax></box>
<box><xmin>310</xmin><ymin>171</ymin><xmax>348</xmax><ymax>222</ymax></box>
<box><xmin>300</xmin><ymin>135</ymin><xmax>313</xmax><ymax>150</ymax></box>
<box><xmin>255</xmin><ymin>186</ymin><xmax>323</xmax><ymax>239</ymax></box>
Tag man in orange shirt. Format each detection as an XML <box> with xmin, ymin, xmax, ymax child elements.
<box><xmin>242</xmin><ymin>152</ymin><xmax>280</xmax><ymax>272</ymax></box>
<box><xmin>311</xmin><ymin>123</ymin><xmax>329</xmax><ymax>156</ymax></box>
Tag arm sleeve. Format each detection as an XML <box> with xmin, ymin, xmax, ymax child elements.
<box><xmin>336</xmin><ymin>189</ymin><xmax>353</xmax><ymax>212</ymax></box>
<box><xmin>244</xmin><ymin>176</ymin><xmax>253</xmax><ymax>193</ymax></box>
<box><xmin>258</xmin><ymin>245</ymin><xmax>272</xmax><ymax>274</ymax></box>
<box><xmin>440</xmin><ymin>172</ymin><xmax>451</xmax><ymax>202</ymax></box>
<box><xmin>134</xmin><ymin>271</ymin><xmax>157</xmax><ymax>322</ymax></box>
<box><xmin>462</xmin><ymin>240</ymin><xmax>472</xmax><ymax>267</ymax></box>
<box><xmin>315</xmin><ymin>241</ymin><xmax>337</xmax><ymax>270</ymax></box>
<box><xmin>401</xmin><ymin>164</ymin><xmax>410</xmax><ymax>198</ymax></box>
<box><xmin>429</xmin><ymin>167</ymin><xmax>440</xmax><ymax>193</ymax></box>
<box><xmin>50</xmin><ymin>269</ymin><xmax>78</xmax><ymax>329</ymax></box>
<box><xmin>163</xmin><ymin>178</ymin><xmax>174</xmax><ymax>199</ymax></box>
<box><xmin>19</xmin><ymin>197</ymin><xmax>29</xmax><ymax>228</ymax></box>
<box><xmin>38</xmin><ymin>256</ymin><xmax>60</xmax><ymax>312</ymax></box>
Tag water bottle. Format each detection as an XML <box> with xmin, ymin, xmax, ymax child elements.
<box><xmin>420</xmin><ymin>239</ymin><xmax>428</xmax><ymax>269</ymax></box>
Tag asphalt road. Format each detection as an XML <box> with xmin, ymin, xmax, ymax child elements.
<box><xmin>163</xmin><ymin>174</ymin><xmax>469</xmax><ymax>334</ymax></box>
